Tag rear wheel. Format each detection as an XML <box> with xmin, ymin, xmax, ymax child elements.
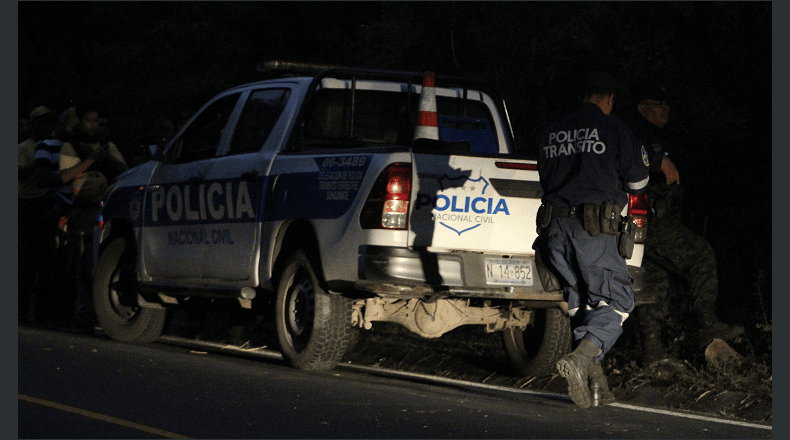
<box><xmin>92</xmin><ymin>237</ymin><xmax>167</xmax><ymax>343</ymax></box>
<box><xmin>275</xmin><ymin>249</ymin><xmax>358</xmax><ymax>370</ymax></box>
<box><xmin>502</xmin><ymin>308</ymin><xmax>571</xmax><ymax>376</ymax></box>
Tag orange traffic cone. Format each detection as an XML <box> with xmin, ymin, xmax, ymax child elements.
<box><xmin>413</xmin><ymin>71</ymin><xmax>439</xmax><ymax>141</ymax></box>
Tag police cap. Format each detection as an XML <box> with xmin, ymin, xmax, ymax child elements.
<box><xmin>632</xmin><ymin>79</ymin><xmax>670</xmax><ymax>103</ymax></box>
<box><xmin>581</xmin><ymin>71</ymin><xmax>618</xmax><ymax>95</ymax></box>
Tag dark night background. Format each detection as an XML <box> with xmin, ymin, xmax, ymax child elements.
<box><xmin>17</xmin><ymin>2</ymin><xmax>772</xmax><ymax>342</ymax></box>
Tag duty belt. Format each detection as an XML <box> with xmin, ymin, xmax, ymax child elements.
<box><xmin>537</xmin><ymin>202</ymin><xmax>618</xmax><ymax>234</ymax></box>
<box><xmin>549</xmin><ymin>204</ymin><xmax>585</xmax><ymax>219</ymax></box>
<box><xmin>536</xmin><ymin>203</ymin><xmax>587</xmax><ymax>233</ymax></box>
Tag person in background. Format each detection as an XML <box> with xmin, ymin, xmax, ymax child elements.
<box><xmin>18</xmin><ymin>106</ymin><xmax>54</xmax><ymax>181</ymax></box>
<box><xmin>95</xmin><ymin>117</ymin><xmax>110</xmax><ymax>142</ymax></box>
<box><xmin>18</xmin><ymin>106</ymin><xmax>60</xmax><ymax>322</ymax></box>
<box><xmin>27</xmin><ymin>109</ymin><xmax>83</xmax><ymax>326</ymax></box>
<box><xmin>535</xmin><ymin>71</ymin><xmax>649</xmax><ymax>408</ymax></box>
<box><xmin>59</xmin><ymin>106</ymin><xmax>127</xmax><ymax>186</ymax></box>
<box><xmin>56</xmin><ymin>107</ymin><xmax>81</xmax><ymax>145</ymax></box>
<box><xmin>625</xmin><ymin>80</ymin><xmax>744</xmax><ymax>368</ymax></box>
<box><xmin>58</xmin><ymin>103</ymin><xmax>128</xmax><ymax>333</ymax></box>
<box><xmin>131</xmin><ymin>115</ymin><xmax>175</xmax><ymax>167</ymax></box>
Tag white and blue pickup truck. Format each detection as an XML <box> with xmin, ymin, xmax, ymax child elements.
<box><xmin>93</xmin><ymin>61</ymin><xmax>651</xmax><ymax>373</ymax></box>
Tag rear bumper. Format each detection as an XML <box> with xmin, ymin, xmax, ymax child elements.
<box><xmin>355</xmin><ymin>245</ymin><xmax>561</xmax><ymax>301</ymax></box>
<box><xmin>353</xmin><ymin>245</ymin><xmax>651</xmax><ymax>304</ymax></box>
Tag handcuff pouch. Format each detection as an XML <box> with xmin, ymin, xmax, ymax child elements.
<box><xmin>599</xmin><ymin>201</ymin><xmax>622</xmax><ymax>236</ymax></box>
<box><xmin>583</xmin><ymin>203</ymin><xmax>600</xmax><ymax>236</ymax></box>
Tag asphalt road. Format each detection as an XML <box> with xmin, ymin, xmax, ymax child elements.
<box><xmin>18</xmin><ymin>326</ymin><xmax>771</xmax><ymax>439</ymax></box>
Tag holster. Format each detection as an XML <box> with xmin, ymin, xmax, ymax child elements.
<box><xmin>618</xmin><ymin>215</ymin><xmax>636</xmax><ymax>259</ymax></box>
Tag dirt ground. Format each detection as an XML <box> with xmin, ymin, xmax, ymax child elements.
<box><xmin>164</xmin><ymin>307</ymin><xmax>772</xmax><ymax>424</ymax></box>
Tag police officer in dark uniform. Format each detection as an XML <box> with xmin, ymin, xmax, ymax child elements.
<box><xmin>626</xmin><ymin>80</ymin><xmax>744</xmax><ymax>367</ymax></box>
<box><xmin>535</xmin><ymin>71</ymin><xmax>649</xmax><ymax>408</ymax></box>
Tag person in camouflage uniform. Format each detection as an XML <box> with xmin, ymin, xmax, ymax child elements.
<box><xmin>626</xmin><ymin>80</ymin><xmax>744</xmax><ymax>368</ymax></box>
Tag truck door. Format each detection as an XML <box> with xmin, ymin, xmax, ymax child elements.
<box><xmin>140</xmin><ymin>93</ymin><xmax>243</xmax><ymax>281</ymax></box>
<box><xmin>198</xmin><ymin>87</ymin><xmax>292</xmax><ymax>282</ymax></box>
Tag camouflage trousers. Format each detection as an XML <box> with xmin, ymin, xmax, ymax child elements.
<box><xmin>637</xmin><ymin>215</ymin><xmax>719</xmax><ymax>336</ymax></box>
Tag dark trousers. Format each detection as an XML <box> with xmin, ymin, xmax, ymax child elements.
<box><xmin>536</xmin><ymin>216</ymin><xmax>635</xmax><ymax>360</ymax></box>
<box><xmin>62</xmin><ymin>205</ymin><xmax>102</xmax><ymax>326</ymax></box>
<box><xmin>18</xmin><ymin>196</ymin><xmax>62</xmax><ymax>320</ymax></box>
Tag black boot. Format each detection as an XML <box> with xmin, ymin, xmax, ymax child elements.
<box><xmin>588</xmin><ymin>360</ymin><xmax>615</xmax><ymax>405</ymax></box>
<box><xmin>555</xmin><ymin>338</ymin><xmax>601</xmax><ymax>408</ymax></box>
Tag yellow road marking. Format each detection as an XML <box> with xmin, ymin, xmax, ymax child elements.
<box><xmin>18</xmin><ymin>394</ymin><xmax>192</xmax><ymax>439</ymax></box>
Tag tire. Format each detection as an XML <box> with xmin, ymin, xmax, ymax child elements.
<box><xmin>92</xmin><ymin>237</ymin><xmax>167</xmax><ymax>343</ymax></box>
<box><xmin>275</xmin><ymin>249</ymin><xmax>358</xmax><ymax>371</ymax></box>
<box><xmin>502</xmin><ymin>308</ymin><xmax>571</xmax><ymax>376</ymax></box>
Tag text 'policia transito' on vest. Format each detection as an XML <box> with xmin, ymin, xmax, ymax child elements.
<box><xmin>543</xmin><ymin>128</ymin><xmax>607</xmax><ymax>158</ymax></box>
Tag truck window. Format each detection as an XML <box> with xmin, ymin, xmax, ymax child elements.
<box><xmin>228</xmin><ymin>88</ymin><xmax>291</xmax><ymax>155</ymax></box>
<box><xmin>436</xmin><ymin>97</ymin><xmax>499</xmax><ymax>154</ymax></box>
<box><xmin>172</xmin><ymin>94</ymin><xmax>240</xmax><ymax>162</ymax></box>
<box><xmin>302</xmin><ymin>88</ymin><xmax>500</xmax><ymax>154</ymax></box>
<box><xmin>304</xmin><ymin>89</ymin><xmax>409</xmax><ymax>146</ymax></box>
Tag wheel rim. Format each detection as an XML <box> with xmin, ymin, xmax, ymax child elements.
<box><xmin>108</xmin><ymin>263</ymin><xmax>139</xmax><ymax>321</ymax></box>
<box><xmin>285</xmin><ymin>267</ymin><xmax>315</xmax><ymax>351</ymax></box>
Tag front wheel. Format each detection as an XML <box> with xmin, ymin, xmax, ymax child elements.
<box><xmin>502</xmin><ymin>308</ymin><xmax>571</xmax><ymax>376</ymax></box>
<box><xmin>275</xmin><ymin>249</ymin><xmax>358</xmax><ymax>371</ymax></box>
<box><xmin>92</xmin><ymin>237</ymin><xmax>166</xmax><ymax>343</ymax></box>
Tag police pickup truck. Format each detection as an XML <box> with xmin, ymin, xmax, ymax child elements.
<box><xmin>93</xmin><ymin>61</ymin><xmax>650</xmax><ymax>373</ymax></box>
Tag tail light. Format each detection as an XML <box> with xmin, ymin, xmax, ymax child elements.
<box><xmin>628</xmin><ymin>193</ymin><xmax>649</xmax><ymax>243</ymax></box>
<box><xmin>495</xmin><ymin>161</ymin><xmax>537</xmax><ymax>171</ymax></box>
<box><xmin>360</xmin><ymin>163</ymin><xmax>412</xmax><ymax>230</ymax></box>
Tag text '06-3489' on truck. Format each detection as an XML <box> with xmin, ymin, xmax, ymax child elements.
<box><xmin>93</xmin><ymin>61</ymin><xmax>652</xmax><ymax>374</ymax></box>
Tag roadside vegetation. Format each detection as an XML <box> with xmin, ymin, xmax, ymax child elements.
<box><xmin>606</xmin><ymin>269</ymin><xmax>772</xmax><ymax>400</ymax></box>
<box><xmin>606</xmin><ymin>324</ymin><xmax>773</xmax><ymax>397</ymax></box>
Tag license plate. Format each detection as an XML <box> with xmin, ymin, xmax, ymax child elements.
<box><xmin>484</xmin><ymin>258</ymin><xmax>533</xmax><ymax>286</ymax></box>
